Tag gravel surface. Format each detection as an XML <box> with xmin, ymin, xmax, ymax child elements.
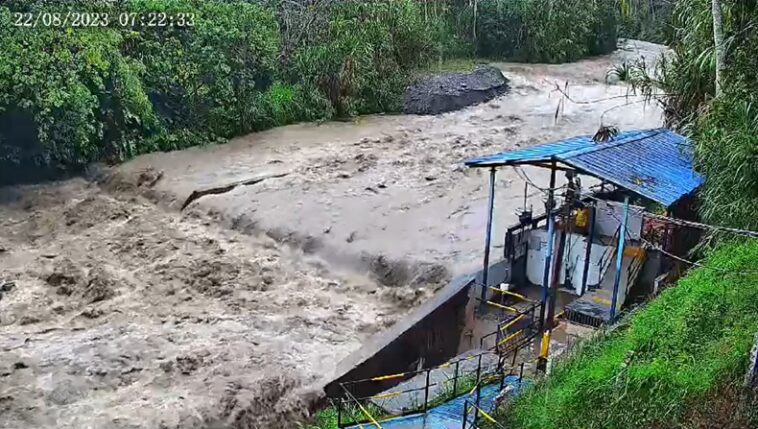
<box><xmin>404</xmin><ymin>65</ymin><xmax>510</xmax><ymax>115</ymax></box>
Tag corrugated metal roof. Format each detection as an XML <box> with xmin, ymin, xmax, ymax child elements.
<box><xmin>464</xmin><ymin>128</ymin><xmax>703</xmax><ymax>207</ymax></box>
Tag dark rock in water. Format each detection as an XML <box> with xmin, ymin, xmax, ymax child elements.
<box><xmin>0</xmin><ymin>281</ymin><xmax>15</xmax><ymax>292</ymax></box>
<box><xmin>403</xmin><ymin>65</ymin><xmax>510</xmax><ymax>115</ymax></box>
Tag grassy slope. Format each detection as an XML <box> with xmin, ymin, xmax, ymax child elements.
<box><xmin>505</xmin><ymin>240</ymin><xmax>758</xmax><ymax>429</ymax></box>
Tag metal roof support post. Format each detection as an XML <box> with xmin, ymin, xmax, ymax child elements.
<box><xmin>540</xmin><ymin>173</ymin><xmax>571</xmax><ymax>372</ymax></box>
<box><xmin>537</xmin><ymin>162</ymin><xmax>557</xmax><ymax>373</ymax></box>
<box><xmin>580</xmin><ymin>205</ymin><xmax>596</xmax><ymax>294</ymax></box>
<box><xmin>610</xmin><ymin>196</ymin><xmax>630</xmax><ymax>321</ymax></box>
<box><xmin>539</xmin><ymin>163</ymin><xmax>557</xmax><ymax>329</ymax></box>
<box><xmin>480</xmin><ymin>167</ymin><xmax>497</xmax><ymax>304</ymax></box>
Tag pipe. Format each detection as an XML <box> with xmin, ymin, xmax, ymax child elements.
<box><xmin>480</xmin><ymin>167</ymin><xmax>497</xmax><ymax>302</ymax></box>
<box><xmin>580</xmin><ymin>205</ymin><xmax>596</xmax><ymax>294</ymax></box>
<box><xmin>610</xmin><ymin>196</ymin><xmax>630</xmax><ymax>320</ymax></box>
<box><xmin>539</xmin><ymin>164</ymin><xmax>557</xmax><ymax>329</ymax></box>
<box><xmin>539</xmin><ymin>214</ymin><xmax>555</xmax><ymax>329</ymax></box>
<box><xmin>547</xmin><ymin>222</ymin><xmax>567</xmax><ymax>329</ymax></box>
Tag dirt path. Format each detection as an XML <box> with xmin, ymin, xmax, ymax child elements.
<box><xmin>0</xmin><ymin>40</ymin><xmax>665</xmax><ymax>429</ymax></box>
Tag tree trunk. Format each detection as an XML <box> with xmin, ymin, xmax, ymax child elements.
<box><xmin>473</xmin><ymin>0</ymin><xmax>478</xmax><ymax>46</ymax></box>
<box><xmin>712</xmin><ymin>0</ymin><xmax>726</xmax><ymax>97</ymax></box>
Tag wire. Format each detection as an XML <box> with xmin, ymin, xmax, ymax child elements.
<box><xmin>580</xmin><ymin>193</ymin><xmax>758</xmax><ymax>276</ymax></box>
<box><xmin>513</xmin><ymin>166</ymin><xmax>567</xmax><ymax>193</ymax></box>
<box><xmin>521</xmin><ymin>182</ymin><xmax>758</xmax><ymax>275</ymax></box>
<box><xmin>643</xmin><ymin>212</ymin><xmax>758</xmax><ymax>239</ymax></box>
<box><xmin>638</xmin><ymin>236</ymin><xmax>758</xmax><ymax>276</ymax></box>
<box><xmin>508</xmin><ymin>169</ymin><xmax>758</xmax><ymax>278</ymax></box>
<box><xmin>580</xmin><ymin>192</ymin><xmax>758</xmax><ymax>239</ymax></box>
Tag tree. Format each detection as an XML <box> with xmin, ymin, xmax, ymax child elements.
<box><xmin>711</xmin><ymin>0</ymin><xmax>725</xmax><ymax>97</ymax></box>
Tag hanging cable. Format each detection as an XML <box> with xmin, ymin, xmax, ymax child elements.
<box><xmin>513</xmin><ymin>166</ymin><xmax>567</xmax><ymax>193</ymax></box>
<box><xmin>642</xmin><ymin>212</ymin><xmax>758</xmax><ymax>239</ymax></box>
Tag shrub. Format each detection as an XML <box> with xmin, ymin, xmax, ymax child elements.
<box><xmin>0</xmin><ymin>0</ymin><xmax>620</xmax><ymax>184</ymax></box>
<box><xmin>693</xmin><ymin>96</ymin><xmax>758</xmax><ymax>232</ymax></box>
<box><xmin>123</xmin><ymin>0</ymin><xmax>281</xmax><ymax>148</ymax></box>
<box><xmin>0</xmin><ymin>8</ymin><xmax>156</xmax><ymax>173</ymax></box>
<box><xmin>476</xmin><ymin>0</ymin><xmax>618</xmax><ymax>63</ymax></box>
<box><xmin>291</xmin><ymin>0</ymin><xmax>435</xmax><ymax>117</ymax></box>
<box><xmin>618</xmin><ymin>0</ymin><xmax>675</xmax><ymax>44</ymax></box>
<box><xmin>656</xmin><ymin>0</ymin><xmax>758</xmax><ymax>231</ymax></box>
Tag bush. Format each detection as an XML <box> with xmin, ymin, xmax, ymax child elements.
<box><xmin>505</xmin><ymin>240</ymin><xmax>758</xmax><ymax>429</ymax></box>
<box><xmin>0</xmin><ymin>0</ymin><xmax>620</xmax><ymax>184</ymax></box>
<box><xmin>122</xmin><ymin>0</ymin><xmax>281</xmax><ymax>150</ymax></box>
<box><xmin>618</xmin><ymin>0</ymin><xmax>675</xmax><ymax>44</ymax></box>
<box><xmin>693</xmin><ymin>96</ymin><xmax>758</xmax><ymax>232</ymax></box>
<box><xmin>291</xmin><ymin>0</ymin><xmax>437</xmax><ymax>117</ymax></box>
<box><xmin>0</xmin><ymin>8</ymin><xmax>156</xmax><ymax>174</ymax></box>
<box><xmin>476</xmin><ymin>0</ymin><xmax>618</xmax><ymax>63</ymax></box>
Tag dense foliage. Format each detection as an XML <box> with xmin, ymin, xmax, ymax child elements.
<box><xmin>505</xmin><ymin>240</ymin><xmax>758</xmax><ymax>429</ymax></box>
<box><xmin>657</xmin><ymin>0</ymin><xmax>758</xmax><ymax>231</ymax></box>
<box><xmin>618</xmin><ymin>0</ymin><xmax>675</xmax><ymax>43</ymax></box>
<box><xmin>476</xmin><ymin>0</ymin><xmax>618</xmax><ymax>62</ymax></box>
<box><xmin>0</xmin><ymin>0</ymin><xmax>622</xmax><ymax>184</ymax></box>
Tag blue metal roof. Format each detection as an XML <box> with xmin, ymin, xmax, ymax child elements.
<box><xmin>465</xmin><ymin>128</ymin><xmax>704</xmax><ymax>207</ymax></box>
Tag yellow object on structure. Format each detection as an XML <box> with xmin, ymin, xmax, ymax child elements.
<box><xmin>497</xmin><ymin>329</ymin><xmax>525</xmax><ymax>348</ymax></box>
<box><xmin>370</xmin><ymin>373</ymin><xmax>405</xmax><ymax>382</ymax></box>
<box><xmin>575</xmin><ymin>208</ymin><xmax>589</xmax><ymax>228</ymax></box>
<box><xmin>624</xmin><ymin>246</ymin><xmax>646</xmax><ymax>258</ymax></box>
<box><xmin>474</xmin><ymin>406</ymin><xmax>499</xmax><ymax>425</ymax></box>
<box><xmin>539</xmin><ymin>331</ymin><xmax>551</xmax><ymax>359</ymax></box>
<box><xmin>485</xmin><ymin>300</ymin><xmax>519</xmax><ymax>313</ymax></box>
<box><xmin>499</xmin><ymin>314</ymin><xmax>526</xmax><ymax>332</ymax></box>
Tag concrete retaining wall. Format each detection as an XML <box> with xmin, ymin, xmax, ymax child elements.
<box><xmin>324</xmin><ymin>276</ymin><xmax>475</xmax><ymax>398</ymax></box>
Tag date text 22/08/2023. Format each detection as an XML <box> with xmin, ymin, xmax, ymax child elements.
<box><xmin>11</xmin><ymin>11</ymin><xmax>195</xmax><ymax>28</ymax></box>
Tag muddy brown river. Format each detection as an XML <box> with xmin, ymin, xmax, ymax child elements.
<box><xmin>0</xmin><ymin>40</ymin><xmax>664</xmax><ymax>429</ymax></box>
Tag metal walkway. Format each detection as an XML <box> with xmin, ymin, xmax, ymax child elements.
<box><xmin>347</xmin><ymin>376</ymin><xmax>528</xmax><ymax>429</ymax></box>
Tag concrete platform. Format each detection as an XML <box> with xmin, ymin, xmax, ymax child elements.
<box><xmin>349</xmin><ymin>377</ymin><xmax>528</xmax><ymax>429</ymax></box>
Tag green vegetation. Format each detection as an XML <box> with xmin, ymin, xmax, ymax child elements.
<box><xmin>303</xmin><ymin>406</ymin><xmax>340</xmax><ymax>429</ymax></box>
<box><xmin>476</xmin><ymin>0</ymin><xmax>618</xmax><ymax>62</ymax></box>
<box><xmin>622</xmin><ymin>0</ymin><xmax>758</xmax><ymax>232</ymax></box>
<box><xmin>663</xmin><ymin>0</ymin><xmax>758</xmax><ymax>232</ymax></box>
<box><xmin>498</xmin><ymin>5</ymin><xmax>758</xmax><ymax>426</ymax></box>
<box><xmin>0</xmin><ymin>0</ymin><xmax>623</xmax><ymax>184</ymax></box>
<box><xmin>503</xmin><ymin>240</ymin><xmax>758</xmax><ymax>429</ymax></box>
<box><xmin>618</xmin><ymin>0</ymin><xmax>675</xmax><ymax>43</ymax></box>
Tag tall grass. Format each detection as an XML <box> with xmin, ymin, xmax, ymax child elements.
<box><xmin>503</xmin><ymin>240</ymin><xmax>758</xmax><ymax>429</ymax></box>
